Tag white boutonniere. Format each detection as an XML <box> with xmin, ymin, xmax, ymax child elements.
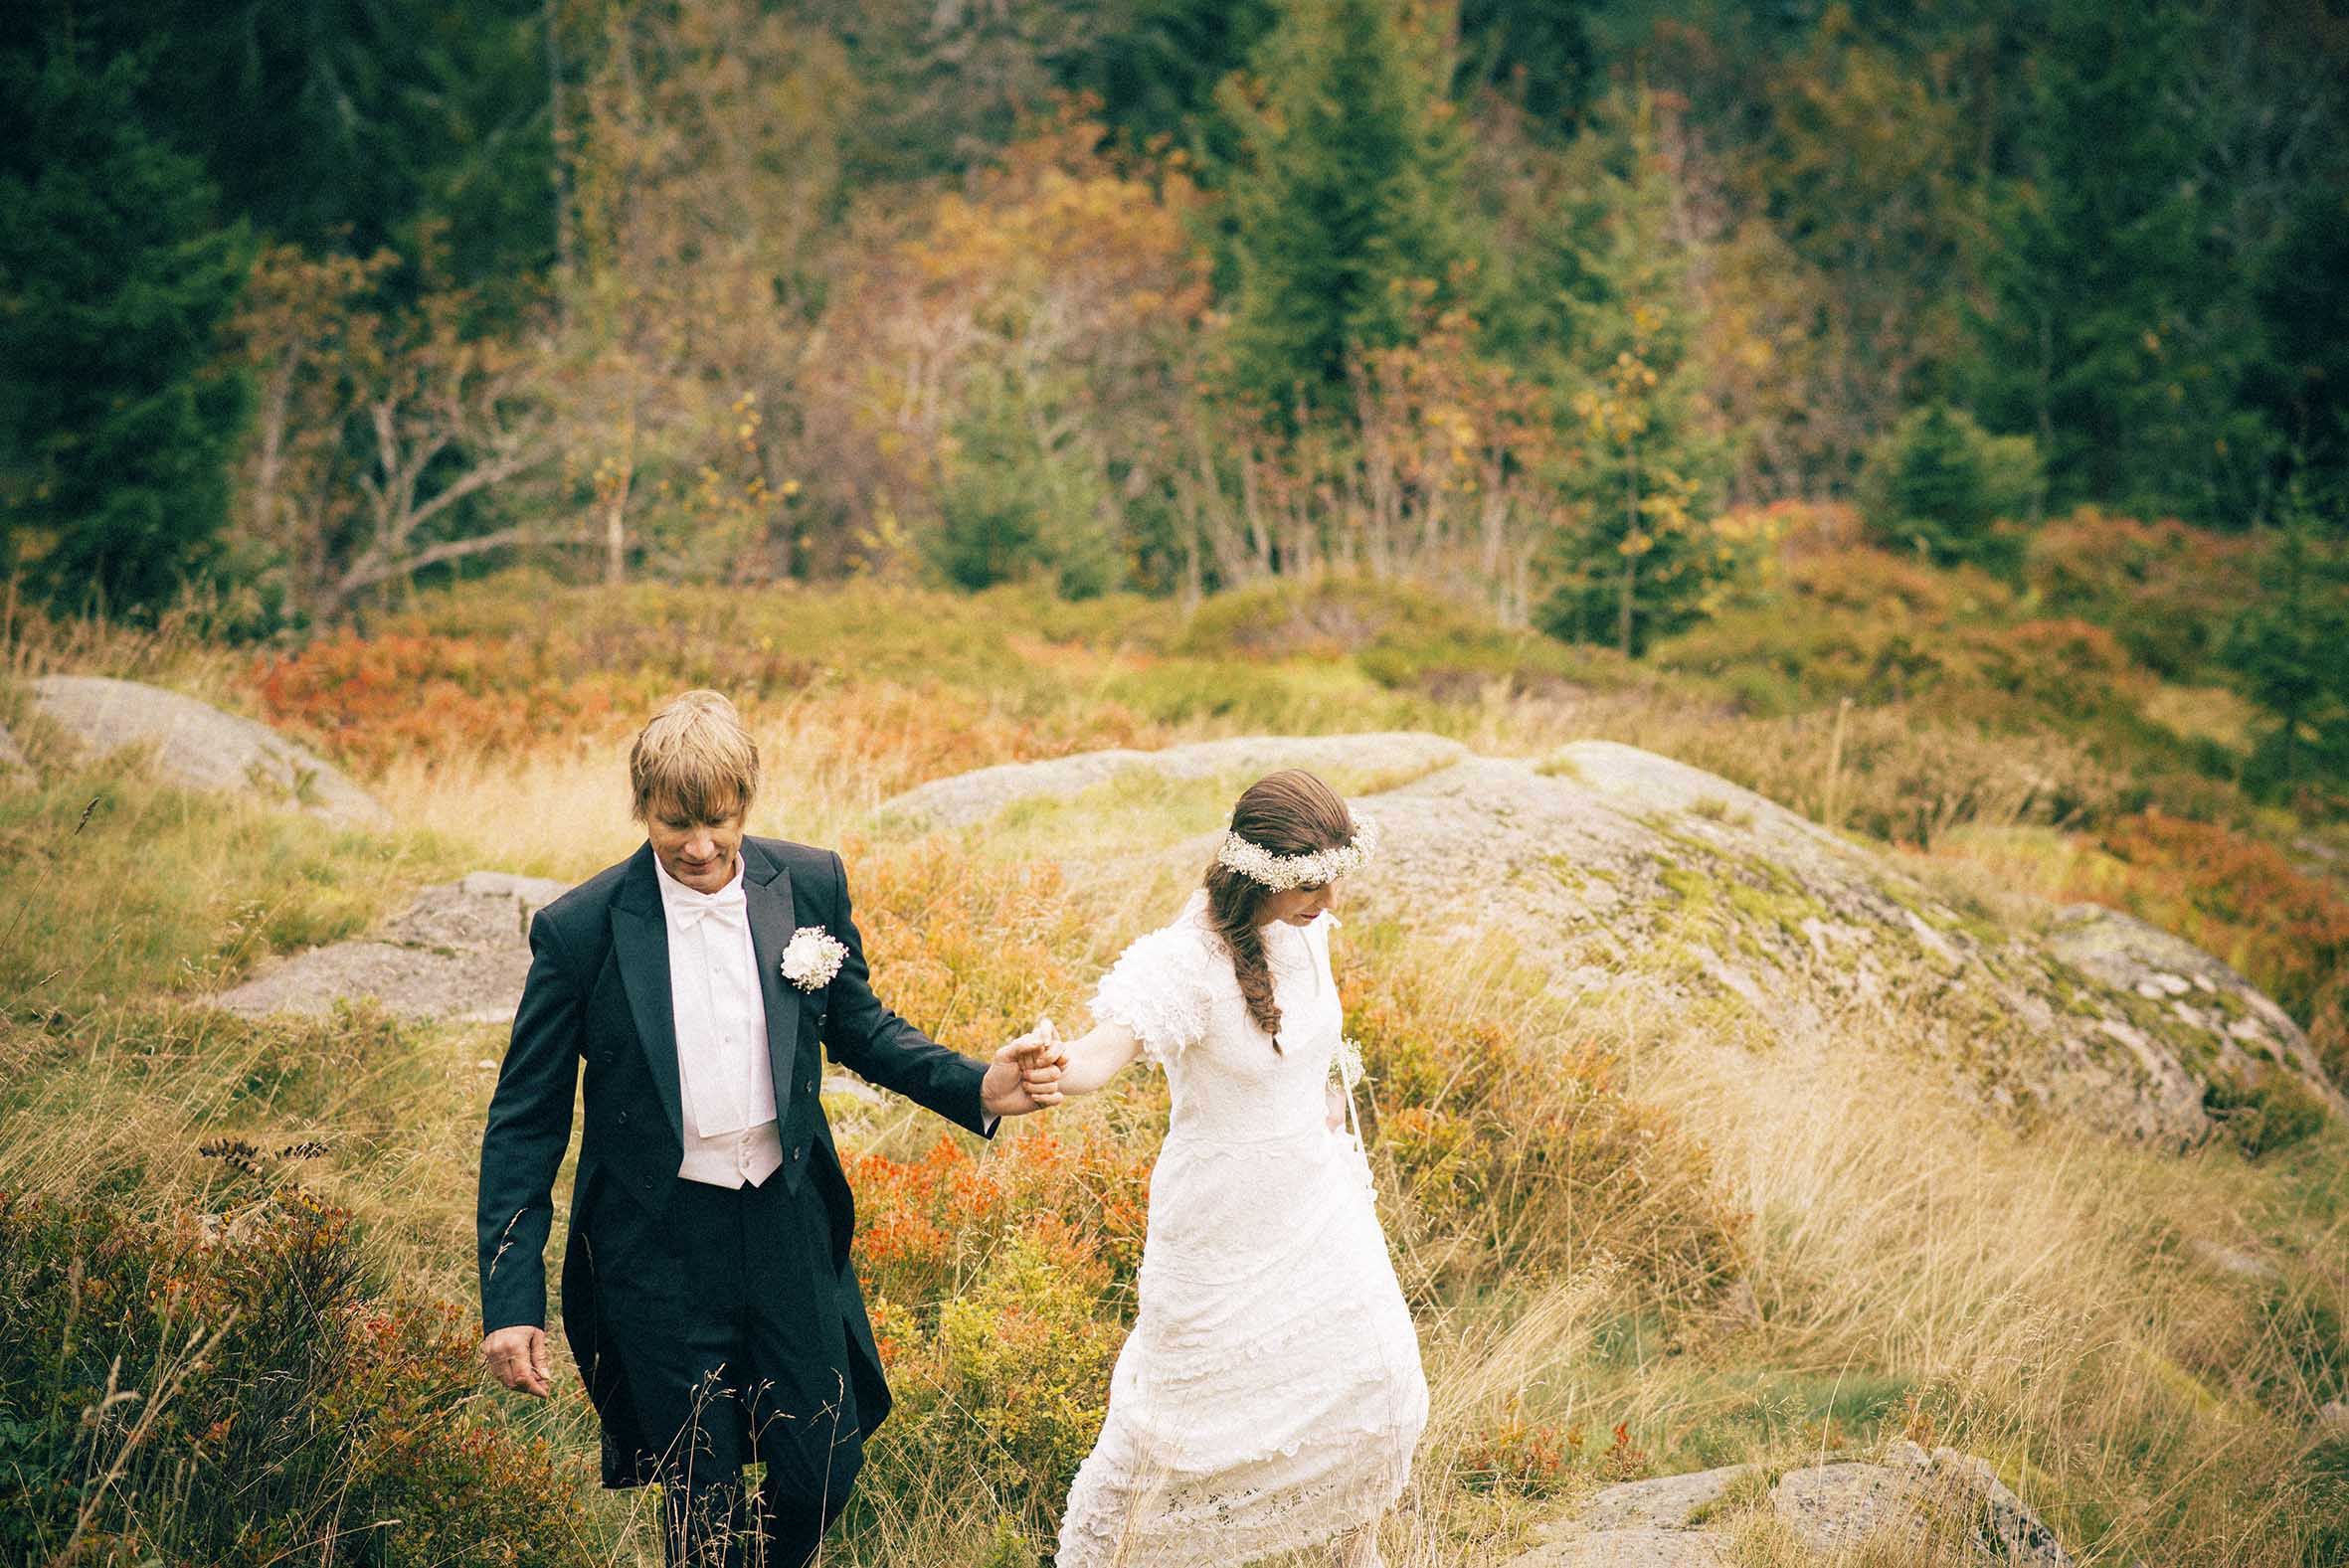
<box><xmin>781</xmin><ymin>926</ymin><xmax>848</xmax><ymax>991</ymax></box>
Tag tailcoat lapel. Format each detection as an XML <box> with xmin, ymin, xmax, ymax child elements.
<box><xmin>609</xmin><ymin>844</ymin><xmax>685</xmax><ymax>1143</ymax></box>
<box><xmin>741</xmin><ymin>840</ymin><xmax>804</xmax><ymax>1104</ymax></box>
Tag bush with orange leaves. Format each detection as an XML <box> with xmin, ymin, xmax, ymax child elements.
<box><xmin>0</xmin><ymin>1188</ymin><xmax>590</xmax><ymax>1566</ymax></box>
<box><xmin>1343</xmin><ymin>958</ymin><xmax>1746</xmax><ymax>1302</ymax></box>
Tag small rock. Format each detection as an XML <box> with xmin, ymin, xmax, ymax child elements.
<box><xmin>2316</xmin><ymin>1399</ymin><xmax>2349</xmax><ymax>1439</ymax></box>
<box><xmin>31</xmin><ymin>673</ymin><xmax>388</xmax><ymax>829</ymax></box>
<box><xmin>1504</xmin><ymin>1524</ymin><xmax>1732</xmax><ymax>1567</ymax></box>
<box><xmin>1581</xmin><ymin>1466</ymin><xmax>1759</xmax><ymax>1531</ymax></box>
<box><xmin>1771</xmin><ymin>1460</ymin><xmax>1923</xmax><ymax>1553</ymax></box>
<box><xmin>2186</xmin><ymin>1237</ymin><xmax>2279</xmax><ymax>1280</ymax></box>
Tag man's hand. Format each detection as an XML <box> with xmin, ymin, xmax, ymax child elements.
<box><xmin>481</xmin><ymin>1323</ymin><xmax>551</xmax><ymax>1397</ymax></box>
<box><xmin>982</xmin><ymin>1024</ymin><xmax>1067</xmax><ymax>1117</ymax></box>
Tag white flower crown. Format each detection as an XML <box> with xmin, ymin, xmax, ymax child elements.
<box><xmin>1215</xmin><ymin>816</ymin><xmax>1380</xmax><ymax>891</ymax></box>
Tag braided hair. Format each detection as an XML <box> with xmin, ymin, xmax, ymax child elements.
<box><xmin>1202</xmin><ymin>769</ymin><xmax>1356</xmax><ymax>1053</ymax></box>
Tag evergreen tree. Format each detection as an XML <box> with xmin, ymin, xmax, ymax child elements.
<box><xmin>2221</xmin><ymin>482</ymin><xmax>2349</xmax><ymax>792</ymax></box>
<box><xmin>1858</xmin><ymin>402</ymin><xmax>2040</xmax><ymax>582</ymax></box>
<box><xmin>1210</xmin><ymin>0</ymin><xmax>1469</xmax><ymax>431</ymax></box>
<box><xmin>0</xmin><ymin>37</ymin><xmax>252</xmax><ymax>616</ymax></box>
<box><xmin>1523</xmin><ymin>90</ymin><xmax>1721</xmax><ymax>656</ymax></box>
<box><xmin>1965</xmin><ymin>0</ymin><xmax>2261</xmax><ymax>524</ymax></box>
<box><xmin>1454</xmin><ymin>0</ymin><xmax>1596</xmax><ymax>132</ymax></box>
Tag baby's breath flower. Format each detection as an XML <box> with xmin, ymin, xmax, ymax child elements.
<box><xmin>1217</xmin><ymin>817</ymin><xmax>1381</xmax><ymax>891</ymax></box>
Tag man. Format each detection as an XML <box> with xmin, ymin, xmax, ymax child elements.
<box><xmin>477</xmin><ymin>690</ymin><xmax>1063</xmax><ymax>1565</ymax></box>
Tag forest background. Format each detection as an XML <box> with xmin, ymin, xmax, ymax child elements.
<box><xmin>6</xmin><ymin>2</ymin><xmax>2349</xmax><ymax>1565</ymax></box>
<box><xmin>3</xmin><ymin>0</ymin><xmax>2348</xmax><ymax>799</ymax></box>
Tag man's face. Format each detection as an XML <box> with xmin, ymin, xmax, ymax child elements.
<box><xmin>645</xmin><ymin>792</ymin><xmax>748</xmax><ymax>893</ymax></box>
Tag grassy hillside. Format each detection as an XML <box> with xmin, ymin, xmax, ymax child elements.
<box><xmin>2</xmin><ymin>549</ymin><xmax>2344</xmax><ymax>1564</ymax></box>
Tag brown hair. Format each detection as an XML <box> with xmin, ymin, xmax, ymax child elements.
<box><xmin>1203</xmin><ymin>769</ymin><xmax>1356</xmax><ymax>1052</ymax></box>
<box><xmin>630</xmin><ymin>689</ymin><xmax>760</xmax><ymax>822</ymax></box>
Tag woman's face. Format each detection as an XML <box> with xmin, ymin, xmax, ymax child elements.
<box><xmin>1258</xmin><ymin>880</ymin><xmax>1337</xmax><ymax>928</ymax></box>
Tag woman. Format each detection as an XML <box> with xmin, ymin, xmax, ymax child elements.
<box><xmin>1042</xmin><ymin>769</ymin><xmax>1427</xmax><ymax>1567</ymax></box>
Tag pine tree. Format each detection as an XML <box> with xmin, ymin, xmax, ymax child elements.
<box><xmin>1210</xmin><ymin>0</ymin><xmax>1469</xmax><ymax>432</ymax></box>
<box><xmin>1524</xmin><ymin>90</ymin><xmax>1721</xmax><ymax>657</ymax></box>
<box><xmin>0</xmin><ymin>38</ymin><xmax>252</xmax><ymax>616</ymax></box>
<box><xmin>2221</xmin><ymin>482</ymin><xmax>2349</xmax><ymax>792</ymax></box>
<box><xmin>1965</xmin><ymin>0</ymin><xmax>2259</xmax><ymax>523</ymax></box>
<box><xmin>1858</xmin><ymin>403</ymin><xmax>2041</xmax><ymax>582</ymax></box>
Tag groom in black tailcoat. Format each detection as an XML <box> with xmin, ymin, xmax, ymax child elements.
<box><xmin>476</xmin><ymin>690</ymin><xmax>1061</xmax><ymax>1565</ymax></box>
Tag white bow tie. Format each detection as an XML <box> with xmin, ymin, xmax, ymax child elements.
<box><xmin>669</xmin><ymin>884</ymin><xmax>748</xmax><ymax>931</ymax></box>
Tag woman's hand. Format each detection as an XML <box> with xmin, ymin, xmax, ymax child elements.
<box><xmin>982</xmin><ymin>1032</ymin><xmax>1066</xmax><ymax>1117</ymax></box>
<box><xmin>1325</xmin><ymin>1079</ymin><xmax>1347</xmax><ymax>1132</ymax></box>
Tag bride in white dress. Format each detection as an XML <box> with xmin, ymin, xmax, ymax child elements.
<box><xmin>1034</xmin><ymin>769</ymin><xmax>1428</xmax><ymax>1567</ymax></box>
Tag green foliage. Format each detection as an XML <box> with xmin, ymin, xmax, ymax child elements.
<box><xmin>13</xmin><ymin>0</ymin><xmax>557</xmax><ymax>301</ymax></box>
<box><xmin>1520</xmin><ymin>91</ymin><xmax>1725</xmax><ymax>656</ymax></box>
<box><xmin>2219</xmin><ymin>484</ymin><xmax>2349</xmax><ymax>791</ymax></box>
<box><xmin>0</xmin><ymin>37</ymin><xmax>252</xmax><ymax>618</ymax></box>
<box><xmin>1858</xmin><ymin>403</ymin><xmax>2040</xmax><ymax>582</ymax></box>
<box><xmin>1963</xmin><ymin>0</ymin><xmax>2270</xmax><ymax>525</ymax></box>
<box><xmin>0</xmin><ymin>1190</ymin><xmax>592</xmax><ymax>1566</ymax></box>
<box><xmin>1454</xmin><ymin>0</ymin><xmax>1596</xmax><ymax>131</ymax></box>
<box><xmin>930</xmin><ymin>377</ymin><xmax>1120</xmax><ymax>600</ymax></box>
<box><xmin>1210</xmin><ymin>0</ymin><xmax>1470</xmax><ymax>429</ymax></box>
<box><xmin>2200</xmin><ymin>1068</ymin><xmax>2331</xmax><ymax>1159</ymax></box>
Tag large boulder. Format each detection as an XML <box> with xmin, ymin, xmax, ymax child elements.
<box><xmin>215</xmin><ymin>872</ymin><xmax>569</xmax><ymax>1024</ymax></box>
<box><xmin>879</xmin><ymin>731</ymin><xmax>1469</xmax><ymax>830</ymax></box>
<box><xmin>31</xmin><ymin>674</ymin><xmax>388</xmax><ymax>829</ymax></box>
<box><xmin>879</xmin><ymin>733</ymin><xmax>2342</xmax><ymax>1146</ymax></box>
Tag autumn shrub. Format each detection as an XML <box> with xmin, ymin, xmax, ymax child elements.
<box><xmin>1454</xmin><ymin>1404</ymin><xmax>1574</xmax><ymax>1496</ymax></box>
<box><xmin>1341</xmin><ymin>957</ymin><xmax>1746</xmax><ymax>1303</ymax></box>
<box><xmin>2028</xmin><ymin>509</ymin><xmax>2263</xmax><ymax>680</ymax></box>
<box><xmin>846</xmin><ymin>1132</ymin><xmax>1151</xmax><ymax>1534</ymax></box>
<box><xmin>250</xmin><ymin>629</ymin><xmax>649</xmax><ymax>771</ymax></box>
<box><xmin>0</xmin><ymin>1188</ymin><xmax>590</xmax><ymax>1567</ymax></box>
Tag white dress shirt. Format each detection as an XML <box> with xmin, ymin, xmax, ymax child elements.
<box><xmin>653</xmin><ymin>853</ymin><xmax>785</xmax><ymax>1188</ymax></box>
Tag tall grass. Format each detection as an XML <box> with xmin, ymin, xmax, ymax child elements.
<box><xmin>2</xmin><ymin>564</ymin><xmax>2343</xmax><ymax>1563</ymax></box>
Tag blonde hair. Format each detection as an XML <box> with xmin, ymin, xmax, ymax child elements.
<box><xmin>630</xmin><ymin>690</ymin><xmax>760</xmax><ymax>822</ymax></box>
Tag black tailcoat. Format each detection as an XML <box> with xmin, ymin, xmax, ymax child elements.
<box><xmin>475</xmin><ymin>836</ymin><xmax>993</xmax><ymax>1487</ymax></box>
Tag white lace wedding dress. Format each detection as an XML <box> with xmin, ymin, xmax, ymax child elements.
<box><xmin>1055</xmin><ymin>890</ymin><xmax>1428</xmax><ymax>1566</ymax></box>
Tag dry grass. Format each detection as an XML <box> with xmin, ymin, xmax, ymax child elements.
<box><xmin>4</xmin><ymin>571</ymin><xmax>2345</xmax><ymax>1564</ymax></box>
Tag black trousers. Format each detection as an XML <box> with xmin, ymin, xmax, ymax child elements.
<box><xmin>599</xmin><ymin>1171</ymin><xmax>873</xmax><ymax>1568</ymax></box>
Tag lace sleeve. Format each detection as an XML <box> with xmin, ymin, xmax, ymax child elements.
<box><xmin>1088</xmin><ymin>925</ymin><xmax>1212</xmax><ymax>1069</ymax></box>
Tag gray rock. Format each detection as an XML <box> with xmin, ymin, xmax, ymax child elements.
<box><xmin>2186</xmin><ymin>1237</ymin><xmax>2279</xmax><ymax>1280</ymax></box>
<box><xmin>2047</xmin><ymin>901</ymin><xmax>2339</xmax><ymax>1118</ymax></box>
<box><xmin>1580</xmin><ymin>1466</ymin><xmax>1759</xmax><ymax>1531</ymax></box>
<box><xmin>878</xmin><ymin>731</ymin><xmax>1469</xmax><ymax>830</ymax></box>
<box><xmin>0</xmin><ymin>722</ymin><xmax>28</xmax><ymax>784</ymax></box>
<box><xmin>1768</xmin><ymin>1446</ymin><xmax>2071</xmax><ymax>1565</ymax></box>
<box><xmin>215</xmin><ymin>872</ymin><xmax>570</xmax><ymax>1024</ymax></box>
<box><xmin>1883</xmin><ymin>1441</ymin><xmax>2072</xmax><ymax>1565</ymax></box>
<box><xmin>2317</xmin><ymin>1399</ymin><xmax>2349</xmax><ymax>1439</ymax></box>
<box><xmin>887</xmin><ymin>734</ymin><xmax>2342</xmax><ymax>1145</ymax></box>
<box><xmin>1503</xmin><ymin>1524</ymin><xmax>1732</xmax><ymax>1567</ymax></box>
<box><xmin>1352</xmin><ymin>745</ymin><xmax>2334</xmax><ymax>1144</ymax></box>
<box><xmin>1770</xmin><ymin>1460</ymin><xmax>1929</xmax><ymax>1554</ymax></box>
<box><xmin>31</xmin><ymin>673</ymin><xmax>388</xmax><ymax>829</ymax></box>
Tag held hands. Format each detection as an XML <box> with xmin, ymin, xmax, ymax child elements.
<box><xmin>481</xmin><ymin>1323</ymin><xmax>551</xmax><ymax>1397</ymax></box>
<box><xmin>981</xmin><ymin>1017</ymin><xmax>1068</xmax><ymax>1118</ymax></box>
